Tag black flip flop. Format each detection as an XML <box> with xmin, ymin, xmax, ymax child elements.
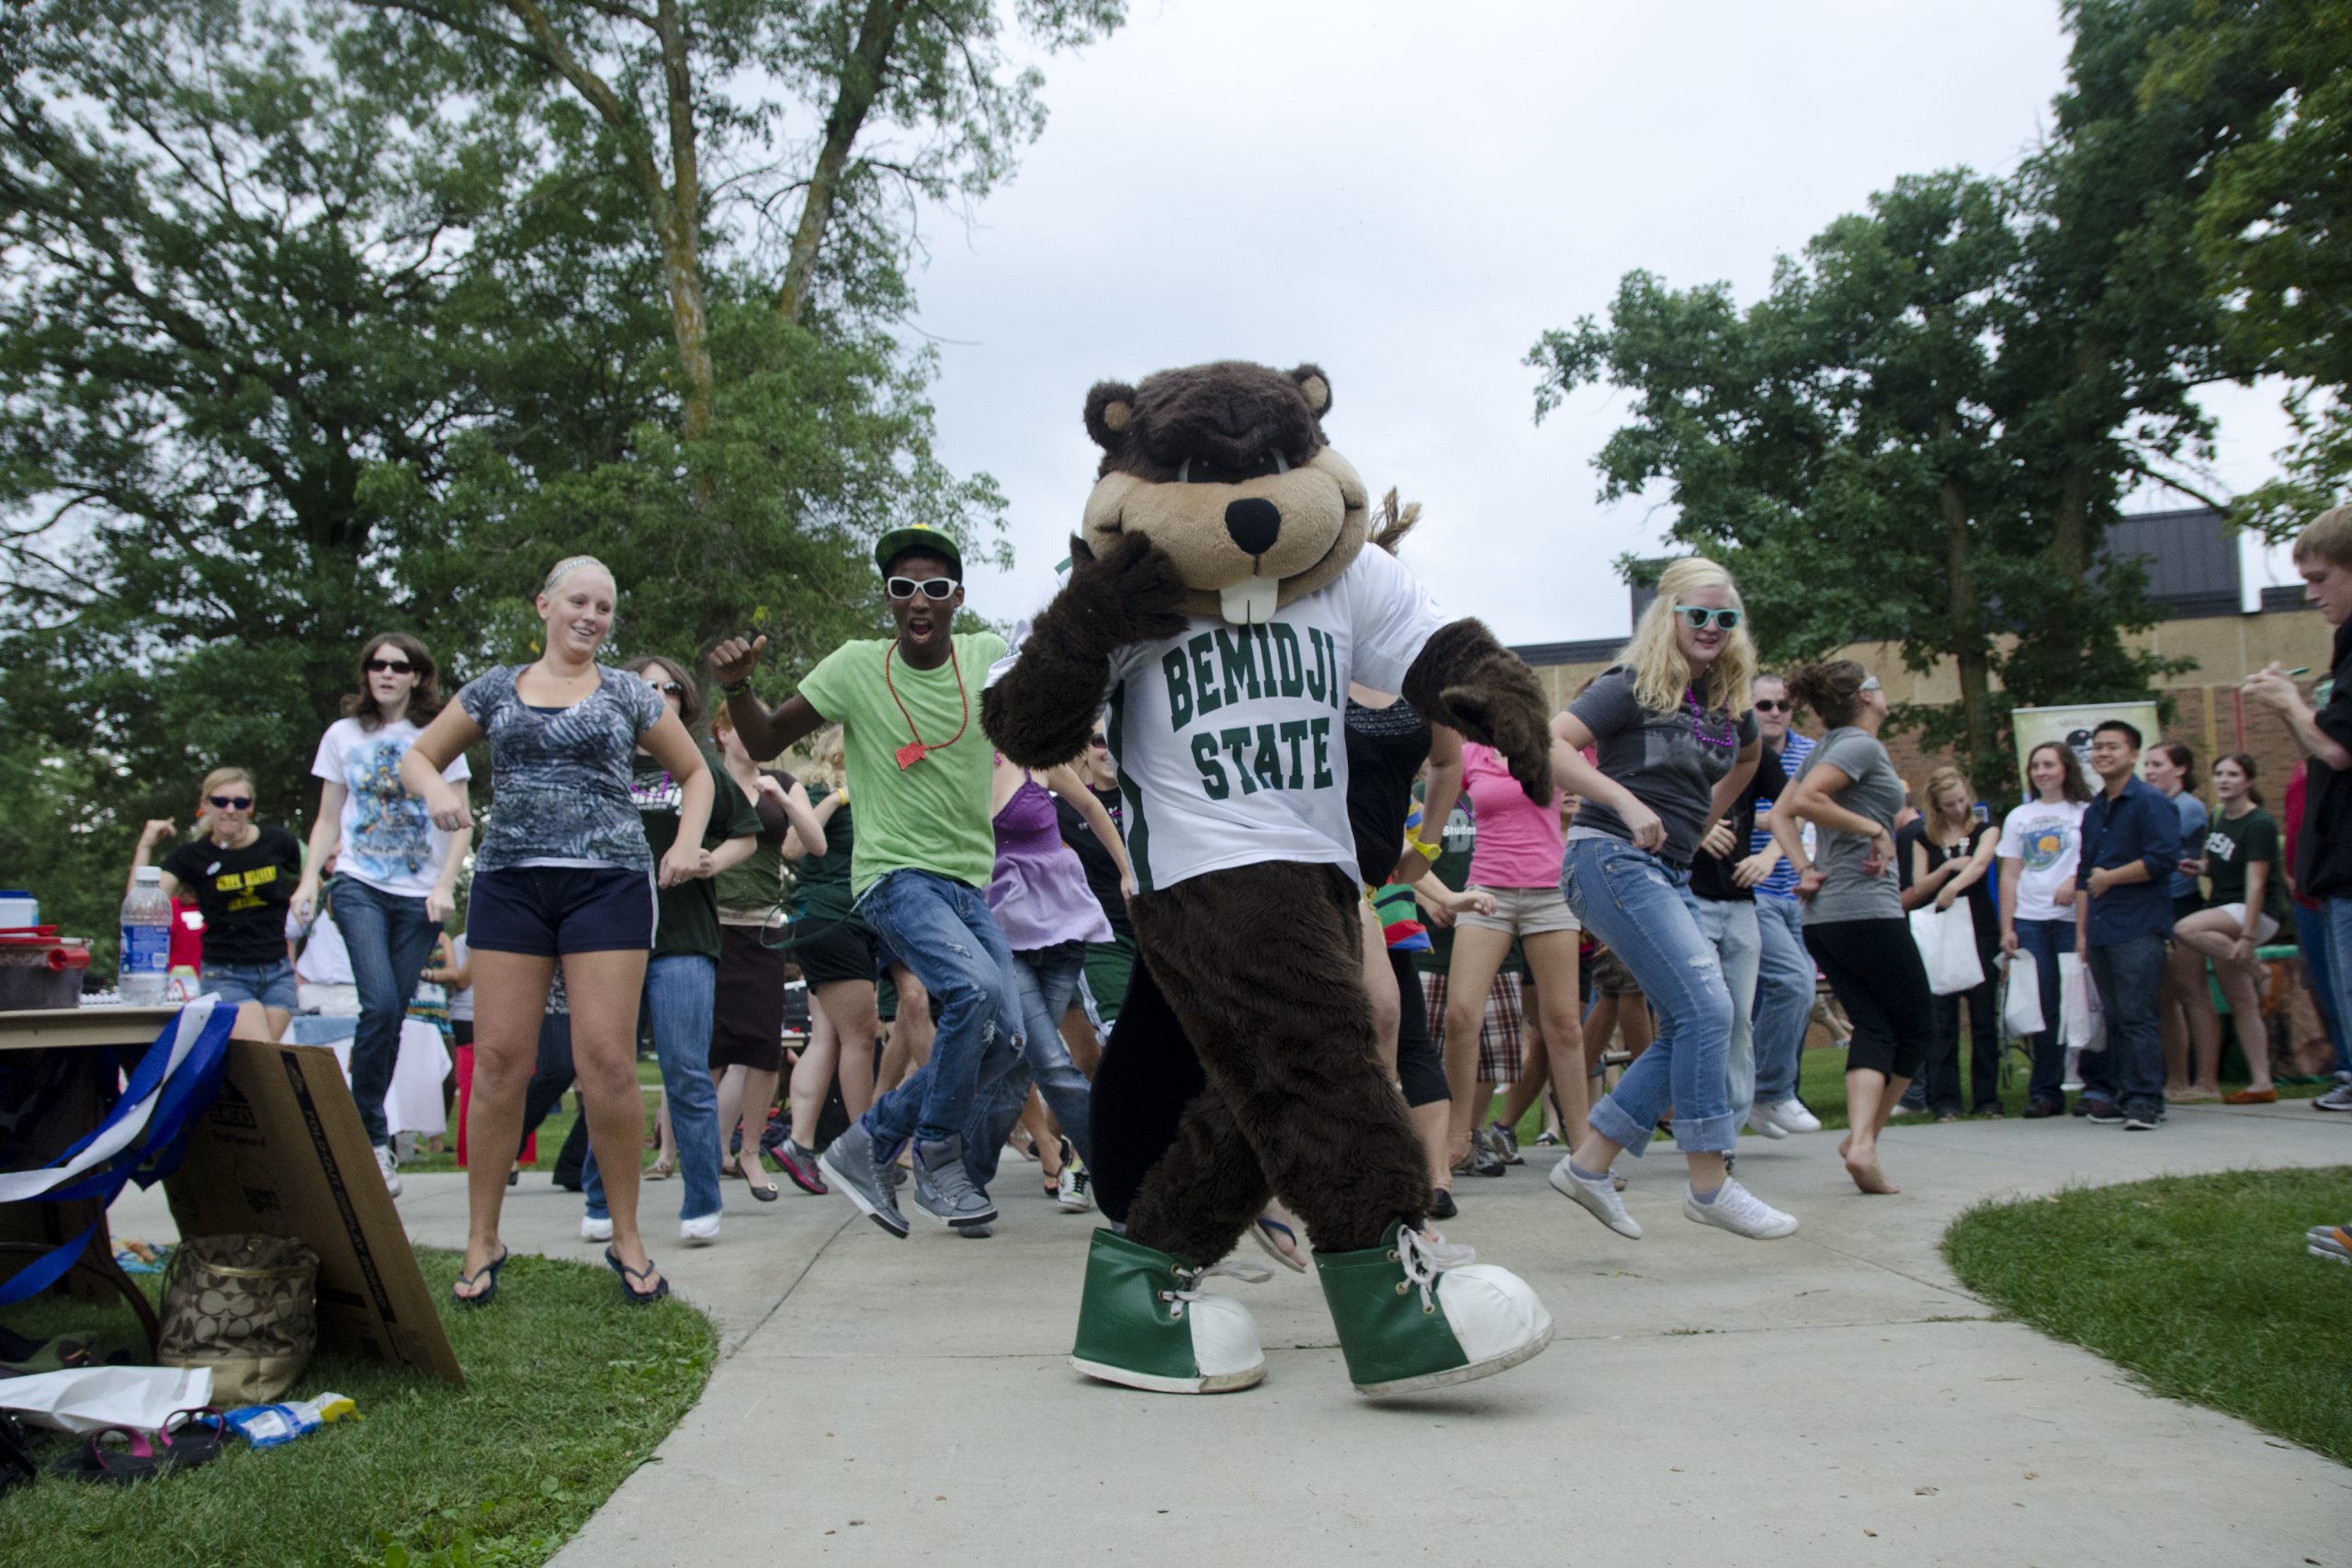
<box><xmin>160</xmin><ymin>1407</ymin><xmax>227</xmax><ymax>1470</ymax></box>
<box><xmin>451</xmin><ymin>1245</ymin><xmax>511</xmax><ymax>1308</ymax></box>
<box><xmin>605</xmin><ymin>1247</ymin><xmax>670</xmax><ymax>1305</ymax></box>
<box><xmin>51</xmin><ymin>1426</ymin><xmax>172</xmax><ymax>1483</ymax></box>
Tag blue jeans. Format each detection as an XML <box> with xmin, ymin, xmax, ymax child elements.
<box><xmin>2011</xmin><ymin>918</ymin><xmax>2073</xmax><ymax>1105</ymax></box>
<box><xmin>1749</xmin><ymin>896</ymin><xmax>1811</xmax><ymax>1106</ymax></box>
<box><xmin>857</xmin><ymin>870</ymin><xmax>1025</xmax><ymax>1156</ymax></box>
<box><xmin>1690</xmin><ymin>899</ymin><xmax>1760</xmax><ymax>1128</ymax></box>
<box><xmin>1562</xmin><ymin>837</ymin><xmax>1736</xmax><ymax>1154</ymax></box>
<box><xmin>330</xmin><ymin>878</ymin><xmax>446</xmax><ymax>1149</ymax></box>
<box><xmin>2080</xmin><ymin>934</ymin><xmax>2166</xmax><ymax>1111</ymax></box>
<box><xmin>963</xmin><ymin>942</ymin><xmax>1092</xmax><ymax>1190</ymax></box>
<box><xmin>583</xmin><ymin>953</ymin><xmax>722</xmax><ymax>1224</ymax></box>
<box><xmin>2297</xmin><ymin>902</ymin><xmax>2351</xmax><ymax>1074</ymax></box>
<box><xmin>2324</xmin><ymin>899</ymin><xmax>2352</xmax><ymax>1077</ymax></box>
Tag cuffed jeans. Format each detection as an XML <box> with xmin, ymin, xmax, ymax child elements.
<box><xmin>2298</xmin><ymin>902</ymin><xmax>2351</xmax><ymax>1075</ymax></box>
<box><xmin>1750</xmin><ymin>896</ymin><xmax>1812</xmax><ymax>1107</ymax></box>
<box><xmin>963</xmin><ymin>942</ymin><xmax>1092</xmax><ymax>1190</ymax></box>
<box><xmin>1691</xmin><ymin>899</ymin><xmax>1761</xmax><ymax>1129</ymax></box>
<box><xmin>2080</xmin><ymin>934</ymin><xmax>2166</xmax><ymax>1111</ymax></box>
<box><xmin>858</xmin><ymin>869</ymin><xmax>1025</xmax><ymax>1156</ymax></box>
<box><xmin>583</xmin><ymin>953</ymin><xmax>722</xmax><ymax>1224</ymax></box>
<box><xmin>2010</xmin><ymin>918</ymin><xmax>2072</xmax><ymax>1106</ymax></box>
<box><xmin>333</xmin><ymin>877</ymin><xmax>446</xmax><ymax>1150</ymax></box>
<box><xmin>1563</xmin><ymin>837</ymin><xmax>1737</xmax><ymax>1154</ymax></box>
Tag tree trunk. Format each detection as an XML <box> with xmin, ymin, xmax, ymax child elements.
<box><xmin>775</xmin><ymin>0</ymin><xmax>910</xmax><ymax>323</ymax></box>
<box><xmin>1938</xmin><ymin>427</ymin><xmax>1996</xmax><ymax>784</ymax></box>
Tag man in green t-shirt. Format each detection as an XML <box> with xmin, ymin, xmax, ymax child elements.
<box><xmin>713</xmin><ymin>526</ymin><xmax>1022</xmax><ymax>1238</ymax></box>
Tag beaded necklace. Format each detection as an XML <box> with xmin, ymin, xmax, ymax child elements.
<box><xmin>1685</xmin><ymin>684</ymin><xmax>1736</xmax><ymax>749</ymax></box>
<box><xmin>883</xmin><ymin>637</ymin><xmax>969</xmax><ymax>769</ymax></box>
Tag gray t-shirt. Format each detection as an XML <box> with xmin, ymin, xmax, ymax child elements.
<box><xmin>1794</xmin><ymin>726</ymin><xmax>1904</xmax><ymax>924</ymax></box>
<box><xmin>1566</xmin><ymin>667</ymin><xmax>1758</xmax><ymax>864</ymax></box>
<box><xmin>458</xmin><ymin>665</ymin><xmax>667</xmax><ymax>874</ymax></box>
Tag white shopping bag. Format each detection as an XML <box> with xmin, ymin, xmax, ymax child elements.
<box><xmin>1909</xmin><ymin>905</ymin><xmax>1985</xmax><ymax>996</ymax></box>
<box><xmin>2002</xmin><ymin>950</ymin><xmax>2045</xmax><ymax>1037</ymax></box>
<box><xmin>2058</xmin><ymin>951</ymin><xmax>2106</xmax><ymax>1053</ymax></box>
<box><xmin>0</xmin><ymin>1364</ymin><xmax>213</xmax><ymax>1436</ymax></box>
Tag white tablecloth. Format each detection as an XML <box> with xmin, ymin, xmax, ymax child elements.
<box><xmin>322</xmin><ymin>1019</ymin><xmax>452</xmax><ymax>1136</ymax></box>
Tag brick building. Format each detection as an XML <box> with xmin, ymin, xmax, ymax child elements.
<box><xmin>1511</xmin><ymin>508</ymin><xmax>2330</xmax><ymax>812</ymax></box>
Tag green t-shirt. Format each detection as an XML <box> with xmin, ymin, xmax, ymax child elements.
<box><xmin>797</xmin><ymin>631</ymin><xmax>1005</xmax><ymax>897</ymax></box>
<box><xmin>794</xmin><ymin>783</ymin><xmax>865</xmax><ymax>929</ymax></box>
<box><xmin>632</xmin><ymin>744</ymin><xmax>764</xmax><ymax>960</ymax></box>
<box><xmin>2203</xmin><ymin>806</ymin><xmax>2290</xmax><ymax>930</ymax></box>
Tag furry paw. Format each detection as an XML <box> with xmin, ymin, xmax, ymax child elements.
<box><xmin>1062</xmin><ymin>531</ymin><xmax>1192</xmax><ymax>652</ymax></box>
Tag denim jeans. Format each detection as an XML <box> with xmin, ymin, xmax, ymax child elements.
<box><xmin>2011</xmin><ymin>919</ymin><xmax>2073</xmax><ymax>1105</ymax></box>
<box><xmin>583</xmin><ymin>953</ymin><xmax>722</xmax><ymax>1224</ymax></box>
<box><xmin>2080</xmin><ymin>934</ymin><xmax>2166</xmax><ymax>1111</ymax></box>
<box><xmin>2298</xmin><ymin>902</ymin><xmax>2351</xmax><ymax>1075</ymax></box>
<box><xmin>857</xmin><ymin>869</ymin><xmax>1025</xmax><ymax>1156</ymax></box>
<box><xmin>1690</xmin><ymin>899</ymin><xmax>1761</xmax><ymax>1128</ymax></box>
<box><xmin>1750</xmin><ymin>896</ymin><xmax>1812</xmax><ymax>1106</ymax></box>
<box><xmin>2325</xmin><ymin>898</ymin><xmax>2352</xmax><ymax>1077</ymax></box>
<box><xmin>331</xmin><ymin>877</ymin><xmax>446</xmax><ymax>1149</ymax></box>
<box><xmin>1562</xmin><ymin>837</ymin><xmax>1736</xmax><ymax>1154</ymax></box>
<box><xmin>963</xmin><ymin>942</ymin><xmax>1092</xmax><ymax>1190</ymax></box>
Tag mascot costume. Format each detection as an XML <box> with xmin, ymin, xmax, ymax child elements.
<box><xmin>983</xmin><ymin>360</ymin><xmax>1557</xmax><ymax>1397</ymax></box>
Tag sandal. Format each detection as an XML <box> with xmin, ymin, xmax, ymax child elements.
<box><xmin>646</xmin><ymin>1156</ymin><xmax>675</xmax><ymax>1180</ymax></box>
<box><xmin>1248</xmin><ymin>1212</ymin><xmax>1308</xmax><ymax>1273</ymax></box>
<box><xmin>605</xmin><ymin>1247</ymin><xmax>671</xmax><ymax>1305</ymax></box>
<box><xmin>160</xmin><ymin>1407</ymin><xmax>227</xmax><ymax>1469</ymax></box>
<box><xmin>2223</xmin><ymin>1087</ymin><xmax>2278</xmax><ymax>1104</ymax></box>
<box><xmin>51</xmin><ymin>1426</ymin><xmax>175</xmax><ymax>1483</ymax></box>
<box><xmin>451</xmin><ymin>1245</ymin><xmax>510</xmax><ymax>1308</ymax></box>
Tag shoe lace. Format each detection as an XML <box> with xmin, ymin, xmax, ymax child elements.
<box><xmin>1395</xmin><ymin>1226</ymin><xmax>1476</xmax><ymax>1314</ymax></box>
<box><xmin>1158</xmin><ymin>1259</ymin><xmax>1272</xmax><ymax>1317</ymax></box>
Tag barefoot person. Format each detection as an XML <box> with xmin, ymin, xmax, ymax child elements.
<box><xmin>401</xmin><ymin>556</ymin><xmax>714</xmax><ymax>1306</ymax></box>
<box><xmin>712</xmin><ymin>525</ymin><xmax>1023</xmax><ymax>1237</ymax></box>
<box><xmin>1770</xmin><ymin>660</ymin><xmax>1927</xmax><ymax>1195</ymax></box>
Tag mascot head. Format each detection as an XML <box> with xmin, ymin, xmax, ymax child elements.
<box><xmin>1079</xmin><ymin>360</ymin><xmax>1369</xmax><ymax>626</ymax></box>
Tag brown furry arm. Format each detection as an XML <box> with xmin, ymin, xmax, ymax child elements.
<box><xmin>982</xmin><ymin>533</ymin><xmax>1192</xmax><ymax>770</ymax></box>
<box><xmin>1402</xmin><ymin>618</ymin><xmax>1555</xmax><ymax>805</ymax></box>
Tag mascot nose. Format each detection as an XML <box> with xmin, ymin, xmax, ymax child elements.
<box><xmin>1225</xmin><ymin>498</ymin><xmax>1282</xmax><ymax>558</ymax></box>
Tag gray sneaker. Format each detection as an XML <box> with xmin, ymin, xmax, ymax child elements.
<box><xmin>2313</xmin><ymin>1080</ymin><xmax>2352</xmax><ymax>1112</ymax></box>
<box><xmin>911</xmin><ymin>1134</ymin><xmax>1000</xmax><ymax>1228</ymax></box>
<box><xmin>818</xmin><ymin>1123</ymin><xmax>910</xmax><ymax>1238</ymax></box>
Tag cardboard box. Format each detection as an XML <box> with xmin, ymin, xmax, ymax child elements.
<box><xmin>167</xmin><ymin>1039</ymin><xmax>461</xmax><ymax>1385</ymax></box>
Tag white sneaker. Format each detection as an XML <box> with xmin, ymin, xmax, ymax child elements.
<box><xmin>681</xmin><ymin>1213</ymin><xmax>720</xmax><ymax>1246</ymax></box>
<box><xmin>1683</xmin><ymin>1179</ymin><xmax>1798</xmax><ymax>1239</ymax></box>
<box><xmin>373</xmin><ymin>1144</ymin><xmax>402</xmax><ymax>1199</ymax></box>
<box><xmin>1056</xmin><ymin>1166</ymin><xmax>1094</xmax><ymax>1213</ymax></box>
<box><xmin>1744</xmin><ymin>1110</ymin><xmax>1789</xmax><ymax>1140</ymax></box>
<box><xmin>1548</xmin><ymin>1157</ymin><xmax>1643</xmax><ymax>1238</ymax></box>
<box><xmin>1757</xmin><ymin>1099</ymin><xmax>1821</xmax><ymax>1135</ymax></box>
<box><xmin>581</xmin><ymin>1214</ymin><xmax>614</xmax><ymax>1243</ymax></box>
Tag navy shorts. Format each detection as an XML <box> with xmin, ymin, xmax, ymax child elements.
<box><xmin>469</xmin><ymin>866</ymin><xmax>654</xmax><ymax>957</ymax></box>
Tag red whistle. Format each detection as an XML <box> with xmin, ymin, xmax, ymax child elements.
<box><xmin>895</xmin><ymin>741</ymin><xmax>929</xmax><ymax>770</ymax></box>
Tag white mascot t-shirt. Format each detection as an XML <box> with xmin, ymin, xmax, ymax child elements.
<box><xmin>998</xmin><ymin>545</ymin><xmax>1444</xmax><ymax>894</ymax></box>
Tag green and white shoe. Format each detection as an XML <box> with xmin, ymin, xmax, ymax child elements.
<box><xmin>1069</xmin><ymin>1229</ymin><xmax>1268</xmax><ymax>1394</ymax></box>
<box><xmin>1316</xmin><ymin>1220</ymin><xmax>1553</xmax><ymax>1397</ymax></box>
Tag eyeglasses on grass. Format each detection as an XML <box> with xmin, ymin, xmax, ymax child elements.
<box><xmin>886</xmin><ymin>576</ymin><xmax>959</xmax><ymax>602</ymax></box>
<box><xmin>1674</xmin><ymin>604</ymin><xmax>1742</xmax><ymax>631</ymax></box>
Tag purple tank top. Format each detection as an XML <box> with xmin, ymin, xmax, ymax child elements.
<box><xmin>988</xmin><ymin>776</ymin><xmax>1114</xmax><ymax>952</ymax></box>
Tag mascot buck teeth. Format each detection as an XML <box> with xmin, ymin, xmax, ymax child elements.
<box><xmin>983</xmin><ymin>359</ymin><xmax>1560</xmax><ymax>1397</ymax></box>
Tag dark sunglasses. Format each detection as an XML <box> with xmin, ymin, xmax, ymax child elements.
<box><xmin>1674</xmin><ymin>604</ymin><xmax>1742</xmax><ymax>631</ymax></box>
<box><xmin>1087</xmin><ymin>734</ymin><xmax>1109</xmax><ymax>750</ymax></box>
<box><xmin>650</xmin><ymin>681</ymin><xmax>684</xmax><ymax>695</ymax></box>
<box><xmin>886</xmin><ymin>576</ymin><xmax>959</xmax><ymax>602</ymax></box>
<box><xmin>364</xmin><ymin>656</ymin><xmax>415</xmax><ymax>674</ymax></box>
<box><xmin>208</xmin><ymin>795</ymin><xmax>254</xmax><ymax>810</ymax></box>
<box><xmin>1753</xmin><ymin>699</ymin><xmax>1789</xmax><ymax>713</ymax></box>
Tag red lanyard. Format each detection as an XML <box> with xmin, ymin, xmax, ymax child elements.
<box><xmin>883</xmin><ymin>638</ymin><xmax>967</xmax><ymax>769</ymax></box>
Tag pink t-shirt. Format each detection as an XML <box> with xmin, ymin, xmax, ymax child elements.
<box><xmin>1464</xmin><ymin>743</ymin><xmax>1565</xmax><ymax>888</ymax></box>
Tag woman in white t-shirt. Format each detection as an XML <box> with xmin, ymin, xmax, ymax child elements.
<box><xmin>1996</xmin><ymin>741</ymin><xmax>2091</xmax><ymax>1119</ymax></box>
<box><xmin>290</xmin><ymin>633</ymin><xmax>472</xmax><ymax>1195</ymax></box>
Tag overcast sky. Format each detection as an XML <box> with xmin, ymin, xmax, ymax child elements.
<box><xmin>906</xmin><ymin>0</ymin><xmax>2300</xmax><ymax>647</ymax></box>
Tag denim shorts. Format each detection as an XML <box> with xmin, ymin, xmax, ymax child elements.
<box><xmin>469</xmin><ymin>866</ymin><xmax>654</xmax><ymax>956</ymax></box>
<box><xmin>204</xmin><ymin>957</ymin><xmax>299</xmax><ymax>1010</ymax></box>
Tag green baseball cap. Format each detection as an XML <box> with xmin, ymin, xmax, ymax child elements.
<box><xmin>873</xmin><ymin>525</ymin><xmax>963</xmax><ymax>579</ymax></box>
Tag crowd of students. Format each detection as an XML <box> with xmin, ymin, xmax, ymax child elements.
<box><xmin>130</xmin><ymin>506</ymin><xmax>2352</xmax><ymax>1309</ymax></box>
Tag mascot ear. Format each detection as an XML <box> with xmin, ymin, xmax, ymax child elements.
<box><xmin>1289</xmin><ymin>364</ymin><xmax>1332</xmax><ymax>419</ymax></box>
<box><xmin>1084</xmin><ymin>381</ymin><xmax>1137</xmax><ymax>453</ymax></box>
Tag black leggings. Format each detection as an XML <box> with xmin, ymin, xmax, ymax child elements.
<box><xmin>1804</xmin><ymin>919</ymin><xmax>1932</xmax><ymax>1082</ymax></box>
<box><xmin>1390</xmin><ymin>950</ymin><xmax>1449</xmax><ymax>1109</ymax></box>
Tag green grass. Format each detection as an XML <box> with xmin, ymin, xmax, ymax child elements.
<box><xmin>0</xmin><ymin>1247</ymin><xmax>716</xmax><ymax>1568</ymax></box>
<box><xmin>1944</xmin><ymin>1166</ymin><xmax>2352</xmax><ymax>1466</ymax></box>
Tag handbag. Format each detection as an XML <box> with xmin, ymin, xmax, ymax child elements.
<box><xmin>1908</xmin><ymin>905</ymin><xmax>1985</xmax><ymax>996</ymax></box>
<box><xmin>2057</xmin><ymin>952</ymin><xmax>2106</xmax><ymax>1053</ymax></box>
<box><xmin>2001</xmin><ymin>951</ymin><xmax>2045</xmax><ymax>1037</ymax></box>
<box><xmin>156</xmin><ymin>1235</ymin><xmax>319</xmax><ymax>1405</ymax></box>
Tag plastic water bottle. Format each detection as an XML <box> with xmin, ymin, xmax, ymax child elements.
<box><xmin>119</xmin><ymin>866</ymin><xmax>173</xmax><ymax>1005</ymax></box>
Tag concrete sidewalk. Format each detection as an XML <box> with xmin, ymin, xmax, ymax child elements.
<box><xmin>109</xmin><ymin>1101</ymin><xmax>2352</xmax><ymax>1565</ymax></box>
